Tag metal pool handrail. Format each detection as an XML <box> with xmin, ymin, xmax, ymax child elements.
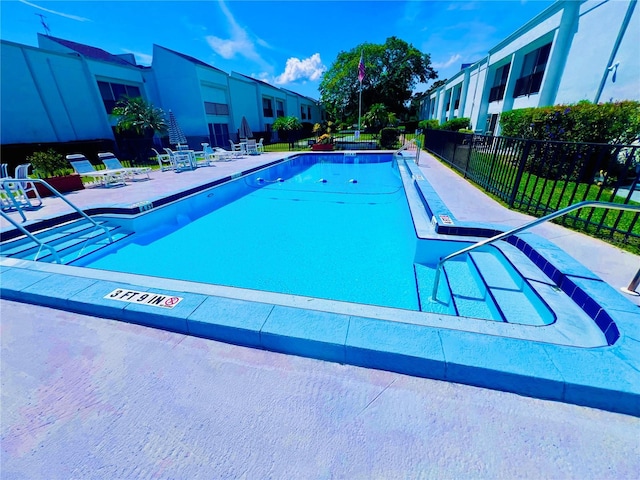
<box><xmin>1</xmin><ymin>178</ymin><xmax>113</xmax><ymax>263</ymax></box>
<box><xmin>431</xmin><ymin>200</ymin><xmax>640</xmax><ymax>301</ymax></box>
<box><xmin>394</xmin><ymin>139</ymin><xmax>421</xmax><ymax>164</ymax></box>
<box><xmin>1</xmin><ymin>178</ymin><xmax>112</xmax><ymax>240</ymax></box>
<box><xmin>0</xmin><ymin>209</ymin><xmax>62</xmax><ymax>263</ymax></box>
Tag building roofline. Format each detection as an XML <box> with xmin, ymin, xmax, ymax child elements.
<box><xmin>153</xmin><ymin>44</ymin><xmax>227</xmax><ymax>74</ymax></box>
<box><xmin>38</xmin><ymin>34</ymin><xmax>141</xmax><ymax>68</ymax></box>
<box><xmin>489</xmin><ymin>0</ymin><xmax>566</xmax><ymax>54</ymax></box>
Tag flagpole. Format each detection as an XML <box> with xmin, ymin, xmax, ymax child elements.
<box><xmin>357</xmin><ymin>50</ymin><xmax>364</xmax><ymax>135</ymax></box>
<box><xmin>358</xmin><ymin>83</ymin><xmax>362</xmax><ymax>132</ymax></box>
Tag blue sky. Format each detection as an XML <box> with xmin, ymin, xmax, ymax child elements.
<box><xmin>1</xmin><ymin>0</ymin><xmax>556</xmax><ymax>99</ymax></box>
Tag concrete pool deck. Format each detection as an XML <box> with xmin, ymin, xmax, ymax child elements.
<box><xmin>2</xmin><ymin>150</ymin><xmax>639</xmax><ymax>477</ymax></box>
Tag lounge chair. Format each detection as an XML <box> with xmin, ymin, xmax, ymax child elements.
<box><xmin>152</xmin><ymin>148</ymin><xmax>173</xmax><ymax>172</ymax></box>
<box><xmin>212</xmin><ymin>146</ymin><xmax>235</xmax><ymax>161</ymax></box>
<box><xmin>67</xmin><ymin>154</ymin><xmax>127</xmax><ymax>187</ymax></box>
<box><xmin>256</xmin><ymin>138</ymin><xmax>265</xmax><ymax>153</ymax></box>
<box><xmin>98</xmin><ymin>152</ymin><xmax>151</xmax><ymax>181</ymax></box>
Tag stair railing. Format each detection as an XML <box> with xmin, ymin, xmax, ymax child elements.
<box><xmin>394</xmin><ymin>139</ymin><xmax>421</xmax><ymax>165</ymax></box>
<box><xmin>0</xmin><ymin>209</ymin><xmax>62</xmax><ymax>263</ymax></box>
<box><xmin>1</xmin><ymin>178</ymin><xmax>113</xmax><ymax>263</ymax></box>
<box><xmin>431</xmin><ymin>200</ymin><xmax>640</xmax><ymax>302</ymax></box>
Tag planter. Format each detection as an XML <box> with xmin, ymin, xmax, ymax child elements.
<box><xmin>311</xmin><ymin>143</ymin><xmax>334</xmax><ymax>151</ymax></box>
<box><xmin>33</xmin><ymin>174</ymin><xmax>85</xmax><ymax>197</ymax></box>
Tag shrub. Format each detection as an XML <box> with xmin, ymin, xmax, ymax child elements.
<box><xmin>439</xmin><ymin>117</ymin><xmax>471</xmax><ymax>132</ymax></box>
<box><xmin>419</xmin><ymin>119</ymin><xmax>439</xmax><ymax>130</ymax></box>
<box><xmin>499</xmin><ymin>101</ymin><xmax>640</xmax><ymax>144</ymax></box>
<box><xmin>26</xmin><ymin>149</ymin><xmax>70</xmax><ymax>178</ymax></box>
<box><xmin>380</xmin><ymin>127</ymin><xmax>400</xmax><ymax>149</ymax></box>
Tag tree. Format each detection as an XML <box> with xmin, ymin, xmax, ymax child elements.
<box><xmin>363</xmin><ymin>103</ymin><xmax>397</xmax><ymax>131</ymax></box>
<box><xmin>272</xmin><ymin>115</ymin><xmax>302</xmax><ymax>148</ymax></box>
<box><xmin>319</xmin><ymin>37</ymin><xmax>437</xmax><ymax>123</ymax></box>
<box><xmin>112</xmin><ymin>96</ymin><xmax>167</xmax><ymax>137</ymax></box>
<box><xmin>111</xmin><ymin>96</ymin><xmax>167</xmax><ymax>162</ymax></box>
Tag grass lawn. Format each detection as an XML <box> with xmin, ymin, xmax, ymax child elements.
<box><xmin>460</xmin><ymin>150</ymin><xmax>640</xmax><ymax>254</ymax></box>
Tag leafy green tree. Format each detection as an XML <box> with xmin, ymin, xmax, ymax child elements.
<box><xmin>363</xmin><ymin>103</ymin><xmax>398</xmax><ymax>130</ymax></box>
<box><xmin>111</xmin><ymin>96</ymin><xmax>167</xmax><ymax>137</ymax></box>
<box><xmin>111</xmin><ymin>96</ymin><xmax>167</xmax><ymax>163</ymax></box>
<box><xmin>319</xmin><ymin>36</ymin><xmax>437</xmax><ymax>123</ymax></box>
<box><xmin>272</xmin><ymin>115</ymin><xmax>303</xmax><ymax>147</ymax></box>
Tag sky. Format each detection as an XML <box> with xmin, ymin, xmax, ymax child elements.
<box><xmin>1</xmin><ymin>0</ymin><xmax>557</xmax><ymax>100</ymax></box>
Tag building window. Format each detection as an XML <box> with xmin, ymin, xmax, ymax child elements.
<box><xmin>263</xmin><ymin>98</ymin><xmax>274</xmax><ymax>117</ymax></box>
<box><xmin>276</xmin><ymin>100</ymin><xmax>285</xmax><ymax>118</ymax></box>
<box><xmin>301</xmin><ymin>106</ymin><xmax>307</xmax><ymax>120</ymax></box>
<box><xmin>97</xmin><ymin>81</ymin><xmax>141</xmax><ymax>114</ymax></box>
<box><xmin>207</xmin><ymin>123</ymin><xmax>230</xmax><ymax>148</ymax></box>
<box><xmin>489</xmin><ymin>63</ymin><xmax>510</xmax><ymax>102</ymax></box>
<box><xmin>513</xmin><ymin>43</ymin><xmax>551</xmax><ymax>98</ymax></box>
<box><xmin>204</xmin><ymin>102</ymin><xmax>229</xmax><ymax>115</ymax></box>
<box><xmin>307</xmin><ymin>106</ymin><xmax>312</xmax><ymax>120</ymax></box>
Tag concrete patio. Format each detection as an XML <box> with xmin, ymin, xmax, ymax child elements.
<box><xmin>1</xmin><ymin>150</ymin><xmax>639</xmax><ymax>478</ymax></box>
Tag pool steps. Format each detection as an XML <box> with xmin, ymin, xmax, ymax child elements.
<box><xmin>0</xmin><ymin>219</ymin><xmax>132</xmax><ymax>264</ymax></box>
<box><xmin>414</xmin><ymin>248</ymin><xmax>554</xmax><ymax>325</ymax></box>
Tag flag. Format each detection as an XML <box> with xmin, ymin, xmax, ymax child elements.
<box><xmin>358</xmin><ymin>51</ymin><xmax>365</xmax><ymax>83</ymax></box>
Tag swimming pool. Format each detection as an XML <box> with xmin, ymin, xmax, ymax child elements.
<box><xmin>78</xmin><ymin>155</ymin><xmax>421</xmax><ymax>311</ymax></box>
<box><xmin>2</xmin><ymin>152</ymin><xmax>639</xmax><ymax>415</ymax></box>
<box><xmin>70</xmin><ymin>153</ymin><xmax>560</xmax><ymax>329</ymax></box>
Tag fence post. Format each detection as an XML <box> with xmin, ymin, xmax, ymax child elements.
<box><xmin>508</xmin><ymin>140</ymin><xmax>532</xmax><ymax>208</ymax></box>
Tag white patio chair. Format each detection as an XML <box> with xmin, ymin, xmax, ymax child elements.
<box><xmin>163</xmin><ymin>148</ymin><xmax>193</xmax><ymax>172</ymax></box>
<box><xmin>245</xmin><ymin>139</ymin><xmax>259</xmax><ymax>155</ymax></box>
<box><xmin>152</xmin><ymin>148</ymin><xmax>173</xmax><ymax>172</ymax></box>
<box><xmin>98</xmin><ymin>152</ymin><xmax>151</xmax><ymax>181</ymax></box>
<box><xmin>228</xmin><ymin>140</ymin><xmax>244</xmax><ymax>158</ymax></box>
<box><xmin>1</xmin><ymin>163</ymin><xmax>42</xmax><ymax>211</ymax></box>
<box><xmin>256</xmin><ymin>138</ymin><xmax>265</xmax><ymax>153</ymax></box>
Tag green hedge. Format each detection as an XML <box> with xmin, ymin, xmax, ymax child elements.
<box><xmin>499</xmin><ymin>101</ymin><xmax>640</xmax><ymax>144</ymax></box>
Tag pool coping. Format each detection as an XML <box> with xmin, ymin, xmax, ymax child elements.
<box><xmin>1</xmin><ymin>154</ymin><xmax>639</xmax><ymax>416</ymax></box>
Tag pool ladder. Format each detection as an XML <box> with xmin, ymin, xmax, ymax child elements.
<box><xmin>431</xmin><ymin>200</ymin><xmax>640</xmax><ymax>301</ymax></box>
<box><xmin>1</xmin><ymin>178</ymin><xmax>113</xmax><ymax>264</ymax></box>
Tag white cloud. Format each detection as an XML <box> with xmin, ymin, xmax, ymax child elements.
<box><xmin>274</xmin><ymin>54</ymin><xmax>326</xmax><ymax>85</ymax></box>
<box><xmin>433</xmin><ymin>54</ymin><xmax>462</xmax><ymax>69</ymax></box>
<box><xmin>205</xmin><ymin>0</ymin><xmax>263</xmax><ymax>64</ymax></box>
<box><xmin>19</xmin><ymin>0</ymin><xmax>90</xmax><ymax>22</ymax></box>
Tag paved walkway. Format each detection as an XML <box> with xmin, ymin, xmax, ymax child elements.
<box><xmin>2</xmin><ymin>151</ymin><xmax>639</xmax><ymax>478</ymax></box>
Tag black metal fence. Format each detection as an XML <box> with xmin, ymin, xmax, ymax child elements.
<box><xmin>422</xmin><ymin>129</ymin><xmax>640</xmax><ymax>249</ymax></box>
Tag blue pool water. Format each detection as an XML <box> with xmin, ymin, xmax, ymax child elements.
<box><xmin>83</xmin><ymin>156</ymin><xmax>421</xmax><ymax>309</ymax></box>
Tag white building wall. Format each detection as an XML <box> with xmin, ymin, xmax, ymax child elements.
<box><xmin>152</xmin><ymin>46</ymin><xmax>204</xmax><ymax>138</ymax></box>
<box><xmin>556</xmin><ymin>0</ymin><xmax>639</xmax><ymax>103</ymax></box>
<box><xmin>0</xmin><ymin>41</ymin><xmax>112</xmax><ymax>144</ymax></box>
<box><xmin>419</xmin><ymin>0</ymin><xmax>639</xmax><ymax>136</ymax></box>
<box><xmin>229</xmin><ymin>74</ymin><xmax>260</xmax><ymax>133</ymax></box>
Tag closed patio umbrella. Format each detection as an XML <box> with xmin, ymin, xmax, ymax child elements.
<box><xmin>168</xmin><ymin>110</ymin><xmax>187</xmax><ymax>147</ymax></box>
<box><xmin>239</xmin><ymin>116</ymin><xmax>253</xmax><ymax>139</ymax></box>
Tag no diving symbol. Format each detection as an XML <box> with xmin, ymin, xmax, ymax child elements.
<box><xmin>164</xmin><ymin>296</ymin><xmax>181</xmax><ymax>307</ymax></box>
